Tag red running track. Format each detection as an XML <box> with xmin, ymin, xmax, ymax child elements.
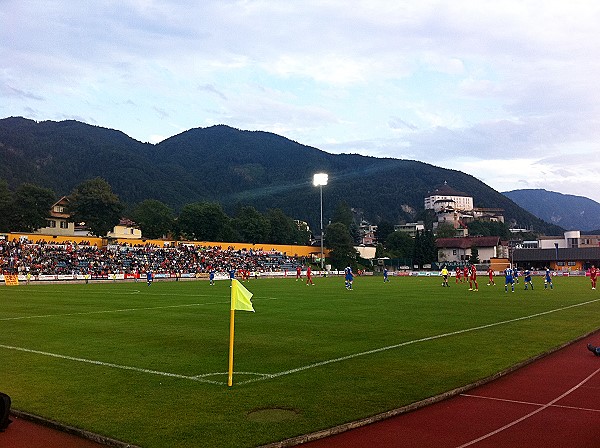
<box><xmin>2</xmin><ymin>332</ymin><xmax>599</xmax><ymax>448</ymax></box>
<box><xmin>0</xmin><ymin>416</ymin><xmax>108</xmax><ymax>448</ymax></box>
<box><xmin>301</xmin><ymin>333</ymin><xmax>600</xmax><ymax>448</ymax></box>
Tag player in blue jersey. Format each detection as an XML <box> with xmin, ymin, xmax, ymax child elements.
<box><xmin>345</xmin><ymin>266</ymin><xmax>354</xmax><ymax>290</ymax></box>
<box><xmin>544</xmin><ymin>267</ymin><xmax>554</xmax><ymax>290</ymax></box>
<box><xmin>383</xmin><ymin>268</ymin><xmax>390</xmax><ymax>283</ymax></box>
<box><xmin>146</xmin><ymin>270</ymin><xmax>153</xmax><ymax>286</ymax></box>
<box><xmin>513</xmin><ymin>268</ymin><xmax>519</xmax><ymax>284</ymax></box>
<box><xmin>504</xmin><ymin>266</ymin><xmax>514</xmax><ymax>292</ymax></box>
<box><xmin>209</xmin><ymin>268</ymin><xmax>215</xmax><ymax>286</ymax></box>
<box><xmin>228</xmin><ymin>267</ymin><xmax>235</xmax><ymax>287</ymax></box>
<box><xmin>523</xmin><ymin>268</ymin><xmax>534</xmax><ymax>290</ymax></box>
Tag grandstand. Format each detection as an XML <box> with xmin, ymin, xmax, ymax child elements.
<box><xmin>0</xmin><ymin>238</ymin><xmax>304</xmax><ymax>280</ymax></box>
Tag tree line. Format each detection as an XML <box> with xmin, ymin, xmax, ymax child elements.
<box><xmin>0</xmin><ymin>176</ymin><xmax>435</xmax><ymax>269</ymax></box>
<box><xmin>0</xmin><ymin>176</ymin><xmax>517</xmax><ymax>270</ymax></box>
<box><xmin>0</xmin><ymin>177</ymin><xmax>311</xmax><ymax>246</ymax></box>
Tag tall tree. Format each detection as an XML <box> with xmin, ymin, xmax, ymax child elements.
<box><xmin>133</xmin><ymin>199</ymin><xmax>174</xmax><ymax>239</ymax></box>
<box><xmin>0</xmin><ymin>179</ymin><xmax>12</xmax><ymax>232</ymax></box>
<box><xmin>413</xmin><ymin>230</ymin><xmax>424</xmax><ymax>268</ymax></box>
<box><xmin>178</xmin><ymin>202</ymin><xmax>230</xmax><ymax>241</ymax></box>
<box><xmin>349</xmin><ymin>222</ymin><xmax>361</xmax><ymax>245</ymax></box>
<box><xmin>435</xmin><ymin>222</ymin><xmax>457</xmax><ymax>238</ymax></box>
<box><xmin>11</xmin><ymin>183</ymin><xmax>56</xmax><ymax>232</ymax></box>
<box><xmin>266</xmin><ymin>208</ymin><xmax>296</xmax><ymax>244</ymax></box>
<box><xmin>233</xmin><ymin>206</ymin><xmax>270</xmax><ymax>244</ymax></box>
<box><xmin>293</xmin><ymin>220</ymin><xmax>311</xmax><ymax>246</ymax></box>
<box><xmin>467</xmin><ymin>221</ymin><xmax>510</xmax><ymax>239</ymax></box>
<box><xmin>413</xmin><ymin>229</ymin><xmax>438</xmax><ymax>267</ymax></box>
<box><xmin>331</xmin><ymin>201</ymin><xmax>353</xmax><ymax>228</ymax></box>
<box><xmin>69</xmin><ymin>178</ymin><xmax>123</xmax><ymax>237</ymax></box>
<box><xmin>375</xmin><ymin>220</ymin><xmax>395</xmax><ymax>246</ymax></box>
<box><xmin>325</xmin><ymin>222</ymin><xmax>357</xmax><ymax>269</ymax></box>
<box><xmin>385</xmin><ymin>231</ymin><xmax>414</xmax><ymax>259</ymax></box>
<box><xmin>423</xmin><ymin>230</ymin><xmax>438</xmax><ymax>265</ymax></box>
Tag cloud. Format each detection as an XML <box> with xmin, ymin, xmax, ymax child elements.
<box><xmin>0</xmin><ymin>83</ymin><xmax>45</xmax><ymax>101</ymax></box>
<box><xmin>388</xmin><ymin>117</ymin><xmax>418</xmax><ymax>131</ymax></box>
<box><xmin>198</xmin><ymin>84</ymin><xmax>227</xmax><ymax>101</ymax></box>
<box><xmin>2</xmin><ymin>0</ymin><xmax>600</xmax><ymax>202</ymax></box>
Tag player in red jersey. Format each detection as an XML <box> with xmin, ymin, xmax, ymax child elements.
<box><xmin>306</xmin><ymin>266</ymin><xmax>314</xmax><ymax>285</ymax></box>
<box><xmin>590</xmin><ymin>265</ymin><xmax>598</xmax><ymax>290</ymax></box>
<box><xmin>296</xmin><ymin>266</ymin><xmax>302</xmax><ymax>281</ymax></box>
<box><xmin>487</xmin><ymin>267</ymin><xmax>495</xmax><ymax>286</ymax></box>
<box><xmin>463</xmin><ymin>265</ymin><xmax>469</xmax><ymax>283</ymax></box>
<box><xmin>469</xmin><ymin>265</ymin><xmax>478</xmax><ymax>291</ymax></box>
<box><xmin>455</xmin><ymin>266</ymin><xmax>462</xmax><ymax>284</ymax></box>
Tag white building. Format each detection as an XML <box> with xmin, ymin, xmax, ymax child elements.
<box><xmin>436</xmin><ymin>236</ymin><xmax>504</xmax><ymax>264</ymax></box>
<box><xmin>424</xmin><ymin>182</ymin><xmax>473</xmax><ymax>212</ymax></box>
<box><xmin>106</xmin><ymin>218</ymin><xmax>142</xmax><ymax>239</ymax></box>
<box><xmin>538</xmin><ymin>231</ymin><xmax>600</xmax><ymax>249</ymax></box>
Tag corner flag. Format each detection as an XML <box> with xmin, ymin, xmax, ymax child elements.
<box><xmin>231</xmin><ymin>279</ymin><xmax>254</xmax><ymax>312</ymax></box>
<box><xmin>228</xmin><ymin>279</ymin><xmax>254</xmax><ymax>386</ymax></box>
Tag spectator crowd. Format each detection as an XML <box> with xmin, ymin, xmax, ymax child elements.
<box><xmin>0</xmin><ymin>239</ymin><xmax>300</xmax><ymax>278</ymax></box>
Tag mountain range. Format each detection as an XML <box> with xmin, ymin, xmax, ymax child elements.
<box><xmin>0</xmin><ymin>116</ymin><xmax>564</xmax><ymax>235</ymax></box>
<box><xmin>503</xmin><ymin>189</ymin><xmax>600</xmax><ymax>233</ymax></box>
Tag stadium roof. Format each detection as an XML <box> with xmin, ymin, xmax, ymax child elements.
<box><xmin>512</xmin><ymin>247</ymin><xmax>600</xmax><ymax>262</ymax></box>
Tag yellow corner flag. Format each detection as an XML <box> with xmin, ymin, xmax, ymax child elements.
<box><xmin>230</xmin><ymin>279</ymin><xmax>255</xmax><ymax>312</ymax></box>
<box><xmin>228</xmin><ymin>279</ymin><xmax>254</xmax><ymax>386</ymax></box>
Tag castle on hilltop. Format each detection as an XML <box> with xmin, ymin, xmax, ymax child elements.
<box><xmin>425</xmin><ymin>182</ymin><xmax>504</xmax><ymax>235</ymax></box>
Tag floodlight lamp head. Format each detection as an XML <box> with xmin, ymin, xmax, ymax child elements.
<box><xmin>313</xmin><ymin>173</ymin><xmax>328</xmax><ymax>186</ymax></box>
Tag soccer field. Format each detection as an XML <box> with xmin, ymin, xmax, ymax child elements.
<box><xmin>2</xmin><ymin>275</ymin><xmax>599</xmax><ymax>447</ymax></box>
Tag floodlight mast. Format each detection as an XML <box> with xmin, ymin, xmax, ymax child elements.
<box><xmin>313</xmin><ymin>173</ymin><xmax>328</xmax><ymax>272</ymax></box>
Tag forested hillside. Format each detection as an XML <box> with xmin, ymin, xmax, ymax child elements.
<box><xmin>0</xmin><ymin>117</ymin><xmax>563</xmax><ymax>234</ymax></box>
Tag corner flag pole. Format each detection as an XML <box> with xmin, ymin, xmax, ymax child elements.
<box><xmin>228</xmin><ymin>279</ymin><xmax>255</xmax><ymax>387</ymax></box>
<box><xmin>228</xmin><ymin>308</ymin><xmax>236</xmax><ymax>387</ymax></box>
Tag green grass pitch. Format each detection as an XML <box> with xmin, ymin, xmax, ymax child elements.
<box><xmin>2</xmin><ymin>275</ymin><xmax>599</xmax><ymax>447</ymax></box>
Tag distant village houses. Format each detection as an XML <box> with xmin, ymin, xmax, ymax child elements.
<box><xmin>33</xmin><ymin>197</ymin><xmax>141</xmax><ymax>240</ymax></box>
<box><xmin>35</xmin><ymin>196</ymin><xmax>75</xmax><ymax>236</ymax></box>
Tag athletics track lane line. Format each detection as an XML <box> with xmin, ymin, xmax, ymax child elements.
<box><xmin>293</xmin><ymin>329</ymin><xmax>600</xmax><ymax>448</ymax></box>
<box><xmin>455</xmin><ymin>365</ymin><xmax>600</xmax><ymax>447</ymax></box>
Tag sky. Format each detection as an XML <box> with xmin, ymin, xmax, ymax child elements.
<box><xmin>2</xmin><ymin>1</ymin><xmax>600</xmax><ymax>202</ymax></box>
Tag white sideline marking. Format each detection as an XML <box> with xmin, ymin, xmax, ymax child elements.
<box><xmin>1</xmin><ymin>298</ymin><xmax>599</xmax><ymax>386</ymax></box>
<box><xmin>0</xmin><ymin>301</ymin><xmax>228</xmax><ymax>321</ymax></box>
<box><xmin>0</xmin><ymin>343</ymin><xmax>223</xmax><ymax>385</ymax></box>
<box><xmin>455</xmin><ymin>366</ymin><xmax>600</xmax><ymax>447</ymax></box>
<box><xmin>460</xmin><ymin>393</ymin><xmax>600</xmax><ymax>413</ymax></box>
<box><xmin>1</xmin><ymin>296</ymin><xmax>281</xmax><ymax>322</ymax></box>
